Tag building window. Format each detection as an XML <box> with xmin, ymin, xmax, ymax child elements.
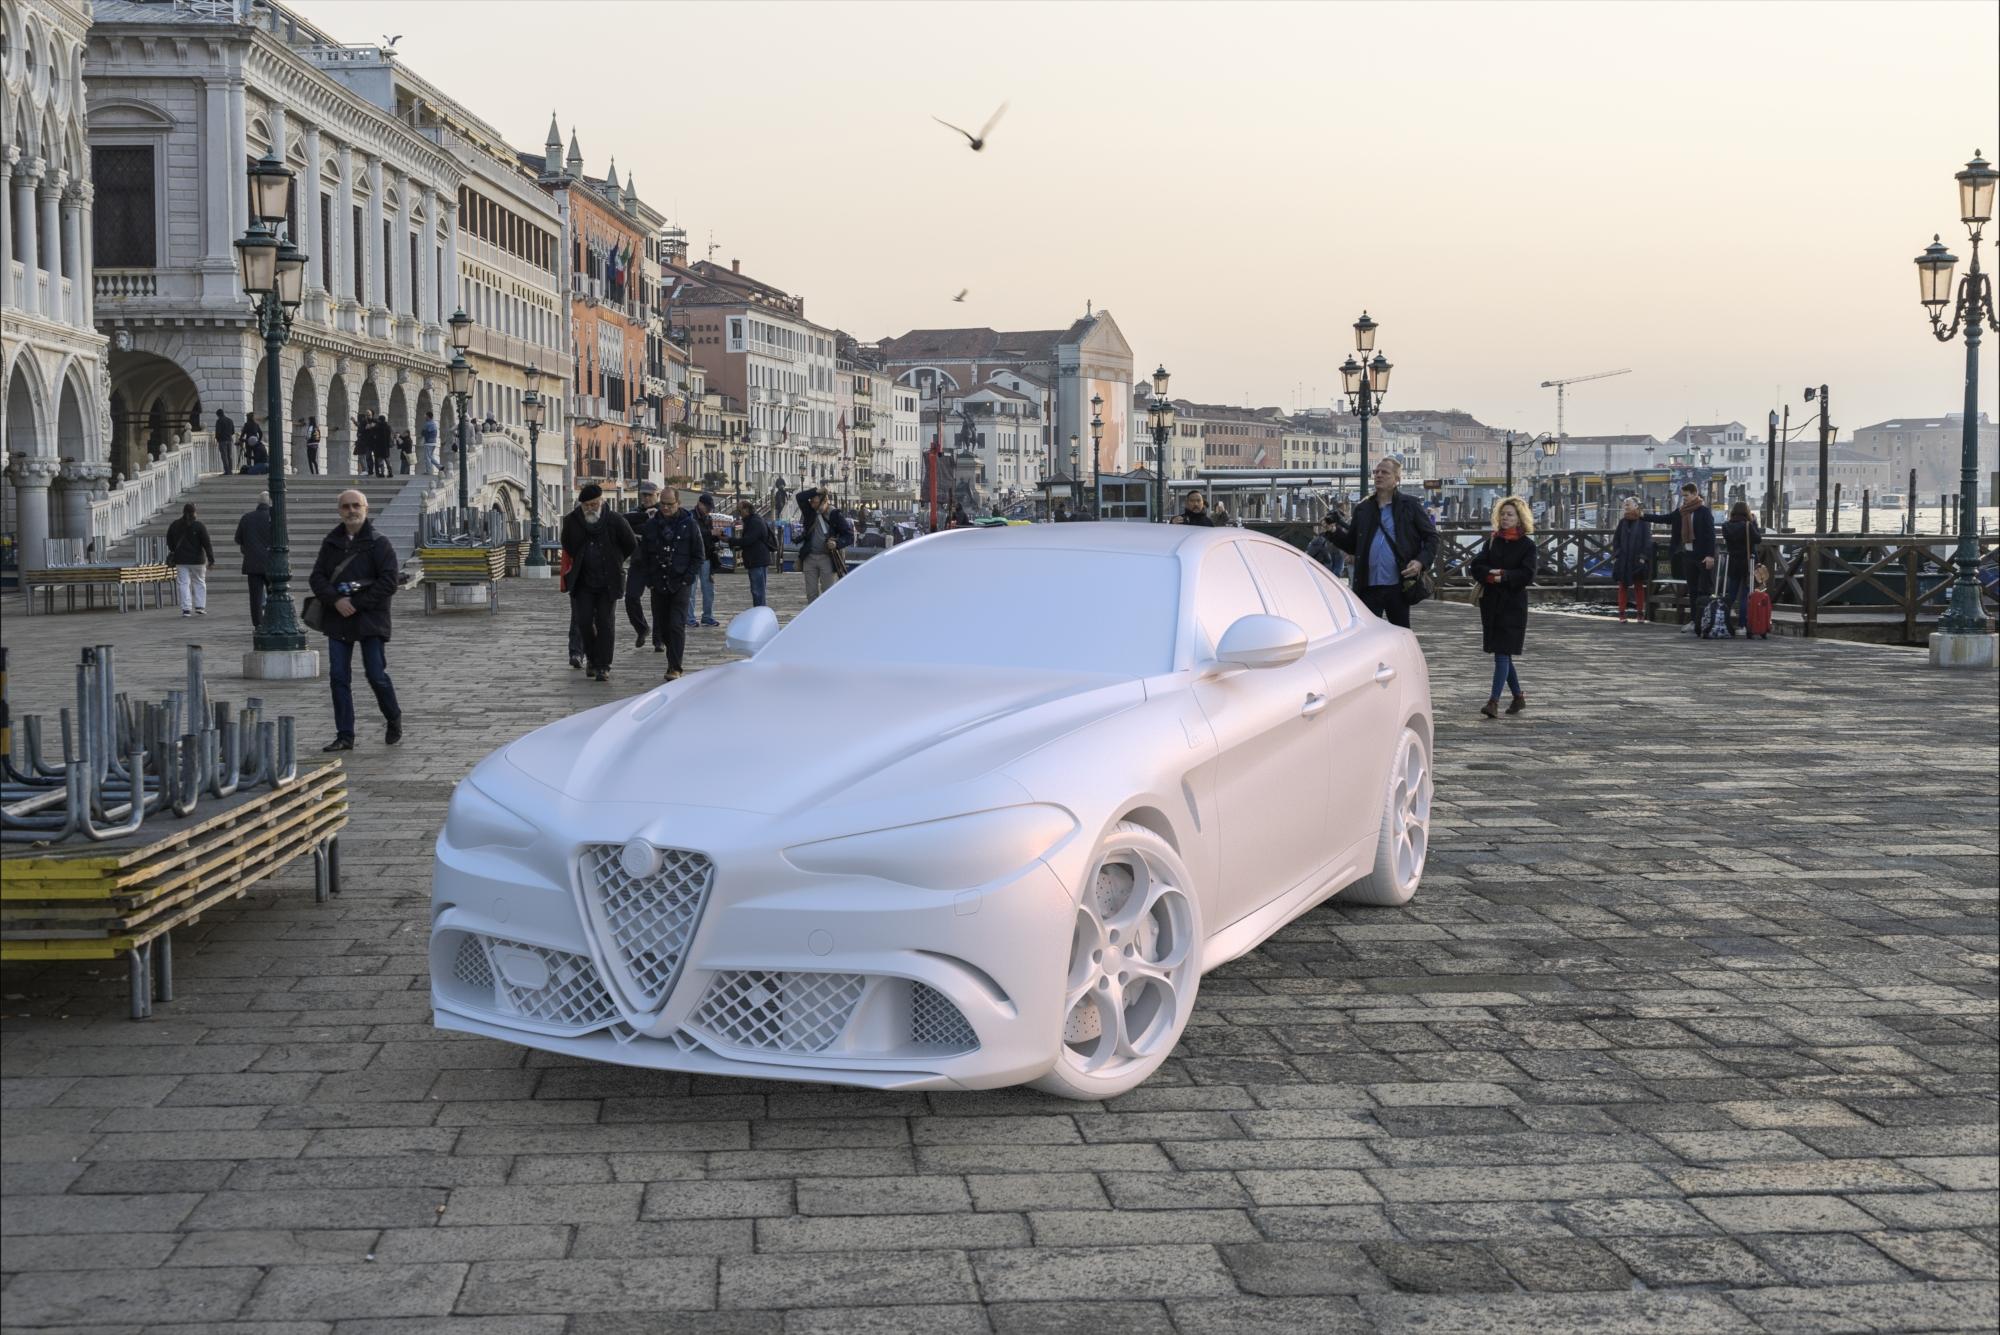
<box><xmin>91</xmin><ymin>145</ymin><xmax>156</xmax><ymax>267</ymax></box>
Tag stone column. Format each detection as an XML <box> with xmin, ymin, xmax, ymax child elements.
<box><xmin>75</xmin><ymin>183</ymin><xmax>95</xmax><ymax>326</ymax></box>
<box><xmin>59</xmin><ymin>459</ymin><xmax>112</xmax><ymax>546</ymax></box>
<box><xmin>420</xmin><ymin>188</ymin><xmax>440</xmax><ymax>330</ymax></box>
<box><xmin>202</xmin><ymin>80</ymin><xmax>235</xmax><ymax>270</ymax></box>
<box><xmin>301</xmin><ymin>124</ymin><xmax>322</xmax><ymax>293</ymax></box>
<box><xmin>334</xmin><ymin>143</ymin><xmax>356</xmax><ymax>319</ymax></box>
<box><xmin>7</xmin><ymin>455</ymin><xmax>62</xmax><ymax>569</ymax></box>
<box><xmin>227</xmin><ymin>79</ymin><xmax>249</xmax><ymax>244</ymax></box>
<box><xmin>269</xmin><ymin>104</ymin><xmax>288</xmax><ymax>160</ymax></box>
<box><xmin>365</xmin><ymin>155</ymin><xmax>387</xmax><ymax>332</ymax></box>
<box><xmin>442</xmin><ymin>197</ymin><xmax>459</xmax><ymax>320</ymax></box>
<box><xmin>392</xmin><ymin>168</ymin><xmax>414</xmax><ymax>334</ymax></box>
<box><xmin>61</xmin><ymin>189</ymin><xmax>84</xmax><ymax>326</ymax></box>
<box><xmin>38</xmin><ymin>172</ymin><xmax>63</xmax><ymax>320</ymax></box>
<box><xmin>1</xmin><ymin>154</ymin><xmax>13</xmax><ymax>311</ymax></box>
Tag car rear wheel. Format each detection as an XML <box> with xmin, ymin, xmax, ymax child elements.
<box><xmin>1031</xmin><ymin>821</ymin><xmax>1201</xmax><ymax>1100</ymax></box>
<box><xmin>1341</xmin><ymin>725</ymin><xmax>1432</xmax><ymax>907</ymax></box>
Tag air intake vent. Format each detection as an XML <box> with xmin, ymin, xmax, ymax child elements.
<box><xmin>690</xmin><ymin>970</ymin><xmax>864</xmax><ymax>1054</ymax></box>
<box><xmin>910</xmin><ymin>983</ymin><xmax>979</xmax><ymax>1054</ymax></box>
<box><xmin>578</xmin><ymin>843</ymin><xmax>715</xmax><ymax>1012</ymax></box>
<box><xmin>443</xmin><ymin>931</ymin><xmax>617</xmax><ymax>1033</ymax></box>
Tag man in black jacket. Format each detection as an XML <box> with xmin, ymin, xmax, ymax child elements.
<box><xmin>735</xmin><ymin>500</ymin><xmax>777</xmax><ymax>608</ymax></box>
<box><xmin>622</xmin><ymin>481</ymin><xmax>661</xmax><ymax>648</ymax></box>
<box><xmin>642</xmin><ymin>490</ymin><xmax>703</xmax><ymax>680</ymax></box>
<box><xmin>233</xmin><ymin>491</ymin><xmax>275</xmax><ymax>627</ymax></box>
<box><xmin>213</xmin><ymin>410</ymin><xmax>236</xmax><ymax>475</ymax></box>
<box><xmin>310</xmin><ymin>489</ymin><xmax>403</xmax><ymax>751</ymax></box>
<box><xmin>1329</xmin><ymin>458</ymin><xmax>1437</xmax><ymax>629</ymax></box>
<box><xmin>689</xmin><ymin>493</ymin><xmax>722</xmax><ymax>627</ymax></box>
<box><xmin>562</xmin><ymin>483</ymin><xmax>638</xmax><ymax>681</ymax></box>
<box><xmin>1644</xmin><ymin>484</ymin><xmax>1717</xmax><ymax>630</ymax></box>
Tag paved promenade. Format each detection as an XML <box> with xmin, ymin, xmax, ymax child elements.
<box><xmin>2</xmin><ymin>561</ymin><xmax>1996</xmax><ymax>1333</ymax></box>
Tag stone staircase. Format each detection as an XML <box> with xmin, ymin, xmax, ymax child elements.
<box><xmin>107</xmin><ymin>471</ymin><xmax>435</xmax><ymax>586</ymax></box>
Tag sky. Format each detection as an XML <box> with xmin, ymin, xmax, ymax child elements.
<box><xmin>295</xmin><ymin>0</ymin><xmax>1998</xmax><ymax>440</ymax></box>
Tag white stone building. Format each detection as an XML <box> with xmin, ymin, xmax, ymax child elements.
<box><xmin>3</xmin><ymin>0</ymin><xmax>113</xmax><ymax>566</ymax></box>
<box><xmin>887</xmin><ymin>381</ymin><xmax>921</xmax><ymax>495</ymax></box>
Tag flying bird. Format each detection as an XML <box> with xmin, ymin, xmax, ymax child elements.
<box><xmin>953</xmin><ymin>289</ymin><xmax>969</xmax><ymax>303</ymax></box>
<box><xmin>382</xmin><ymin>34</ymin><xmax>402</xmax><ymax>47</ymax></box>
<box><xmin>933</xmin><ymin>102</ymin><xmax>1007</xmax><ymax>152</ymax></box>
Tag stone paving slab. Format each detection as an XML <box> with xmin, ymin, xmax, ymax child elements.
<box><xmin>2</xmin><ymin>558</ymin><xmax>1996</xmax><ymax>1332</ymax></box>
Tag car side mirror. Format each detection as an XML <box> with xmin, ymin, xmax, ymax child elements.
<box><xmin>1213</xmin><ymin>614</ymin><xmax>1307</xmax><ymax>671</ymax></box>
<box><xmin>725</xmin><ymin>606</ymin><xmax>779</xmax><ymax>657</ymax></box>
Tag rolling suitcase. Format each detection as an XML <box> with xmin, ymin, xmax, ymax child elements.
<box><xmin>1745</xmin><ymin>585</ymin><xmax>1772</xmax><ymax>638</ymax></box>
<box><xmin>1696</xmin><ymin>552</ymin><xmax>1730</xmax><ymax>639</ymax></box>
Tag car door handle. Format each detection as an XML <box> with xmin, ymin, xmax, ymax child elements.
<box><xmin>1374</xmin><ymin>664</ymin><xmax>1397</xmax><ymax>685</ymax></box>
<box><xmin>1301</xmin><ymin>693</ymin><xmax>1329</xmax><ymax>718</ymax></box>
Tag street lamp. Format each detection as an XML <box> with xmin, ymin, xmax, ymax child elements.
<box><xmin>234</xmin><ymin>151</ymin><xmax>310</xmax><ymax>660</ymax></box>
<box><xmin>1090</xmin><ymin>395</ymin><xmax>1104</xmax><ymax>517</ymax></box>
<box><xmin>1339</xmin><ymin>311</ymin><xmax>1390</xmax><ymax>501</ymax></box>
<box><xmin>521</xmin><ymin>366</ymin><xmax>548</xmax><ymax>569</ymax></box>
<box><xmin>1914</xmin><ymin>149</ymin><xmax>1999</xmax><ymax>656</ymax></box>
<box><xmin>446</xmin><ymin>311</ymin><xmax>475</xmax><ymax>516</ymax></box>
<box><xmin>1068</xmin><ymin>433</ymin><xmax>1082</xmax><ymax>512</ymax></box>
<box><xmin>1147</xmin><ymin>366</ymin><xmax>1173</xmax><ymax>523</ymax></box>
<box><xmin>1503</xmin><ymin>431</ymin><xmax>1555</xmax><ymax>502</ymax></box>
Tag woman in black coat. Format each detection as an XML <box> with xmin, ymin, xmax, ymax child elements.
<box><xmin>1720</xmin><ymin>500</ymin><xmax>1760</xmax><ymax>637</ymax></box>
<box><xmin>1611</xmin><ymin>496</ymin><xmax>1654</xmax><ymax>624</ymax></box>
<box><xmin>1468</xmin><ymin>496</ymin><xmax>1537</xmax><ymax>719</ymax></box>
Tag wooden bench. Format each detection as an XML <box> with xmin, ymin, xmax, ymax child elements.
<box><xmin>417</xmin><ymin>545</ymin><xmax>506</xmax><ymax>615</ymax></box>
<box><xmin>1</xmin><ymin>763</ymin><xmax>349</xmax><ymax>1018</ymax></box>
<box><xmin>19</xmin><ymin>564</ymin><xmax>176</xmax><ymax>615</ymax></box>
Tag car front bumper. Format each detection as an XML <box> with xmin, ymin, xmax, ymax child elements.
<box><xmin>430</xmin><ymin>795</ymin><xmax>1075</xmax><ymax>1091</ymax></box>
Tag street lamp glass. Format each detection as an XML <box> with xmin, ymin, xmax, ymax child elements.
<box><xmin>449</xmin><ymin>308</ymin><xmax>474</xmax><ymax>351</ymax></box>
<box><xmin>1152</xmin><ymin>365</ymin><xmax>1170</xmax><ymax>398</ymax></box>
<box><xmin>235</xmin><ymin>226</ymin><xmax>278</xmax><ymax>295</ymax></box>
<box><xmin>1916</xmin><ymin>235</ymin><xmax>1959</xmax><ymax>309</ymax></box>
<box><xmin>246</xmin><ymin>152</ymin><xmax>293</xmax><ymax>227</ymax></box>
<box><xmin>1339</xmin><ymin>355</ymin><xmax>1363</xmax><ymax>397</ymax></box>
<box><xmin>524</xmin><ymin>364</ymin><xmax>542</xmax><ymax>393</ymax></box>
<box><xmin>274</xmin><ymin>239</ymin><xmax>307</xmax><ymax>308</ymax></box>
<box><xmin>1955</xmin><ymin>150</ymin><xmax>1996</xmax><ymax>226</ymax></box>
<box><xmin>1368</xmin><ymin>353</ymin><xmax>1392</xmax><ymax>396</ymax></box>
<box><xmin>1353</xmin><ymin>310</ymin><xmax>1377</xmax><ymax>353</ymax></box>
<box><xmin>1091</xmin><ymin>393</ymin><xmax>1102</xmax><ymax>412</ymax></box>
<box><xmin>448</xmin><ymin>353</ymin><xmax>474</xmax><ymax>397</ymax></box>
<box><xmin>522</xmin><ymin>390</ymin><xmax>543</xmax><ymax>427</ymax></box>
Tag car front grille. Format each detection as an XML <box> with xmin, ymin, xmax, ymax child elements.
<box><xmin>578</xmin><ymin>842</ymin><xmax>715</xmax><ymax>1012</ymax></box>
<box><xmin>688</xmin><ymin>970</ymin><xmax>865</xmax><ymax>1054</ymax></box>
<box><xmin>910</xmin><ymin>983</ymin><xmax>979</xmax><ymax>1054</ymax></box>
<box><xmin>447</xmin><ymin>931</ymin><xmax>618</xmax><ymax>1032</ymax></box>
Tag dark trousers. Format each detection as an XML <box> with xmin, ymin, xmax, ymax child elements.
<box><xmin>1357</xmin><ymin>583</ymin><xmax>1412</xmax><ymax>629</ymax></box>
<box><xmin>246</xmin><ymin>573</ymin><xmax>268</xmax><ymax>627</ymax></box>
<box><xmin>1723</xmin><ymin>565</ymin><xmax>1749</xmax><ymax>631</ymax></box>
<box><xmin>329</xmin><ymin>637</ymin><xmax>400</xmax><ymax>740</ymax></box>
<box><xmin>747</xmin><ymin>565</ymin><xmax>769</xmax><ymax>607</ymax></box>
<box><xmin>218</xmin><ymin>442</ymin><xmax>235</xmax><ymax>474</ymax></box>
<box><xmin>399</xmin><ymin>452</ymin><xmax>412</xmax><ymax>475</ymax></box>
<box><xmin>573</xmin><ymin>589</ymin><xmax>619</xmax><ymax>673</ymax></box>
<box><xmin>306</xmin><ymin>446</ymin><xmax>319</xmax><ymax>475</ymax></box>
<box><xmin>624</xmin><ymin>564</ymin><xmax>650</xmax><ymax>640</ymax></box>
<box><xmin>1680</xmin><ymin>554</ymin><xmax>1714</xmax><ymax>623</ymax></box>
<box><xmin>651</xmin><ymin>583</ymin><xmax>693</xmax><ymax>672</ymax></box>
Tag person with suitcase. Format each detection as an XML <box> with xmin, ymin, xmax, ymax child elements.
<box><xmin>1721</xmin><ymin>501</ymin><xmax>1761</xmax><ymax>637</ymax></box>
<box><xmin>1747</xmin><ymin>562</ymin><xmax>1774</xmax><ymax>639</ymax></box>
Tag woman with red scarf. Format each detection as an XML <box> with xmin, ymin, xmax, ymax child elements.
<box><xmin>1469</xmin><ymin>496</ymin><xmax>1538</xmax><ymax>719</ymax></box>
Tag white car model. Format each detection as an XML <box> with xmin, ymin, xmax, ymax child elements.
<box><xmin>431</xmin><ymin>523</ymin><xmax>1434</xmax><ymax>1097</ymax></box>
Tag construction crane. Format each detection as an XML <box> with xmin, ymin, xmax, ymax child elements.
<box><xmin>1539</xmin><ymin>368</ymin><xmax>1631</xmax><ymax>441</ymax></box>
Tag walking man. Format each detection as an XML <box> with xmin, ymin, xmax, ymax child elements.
<box><xmin>736</xmin><ymin>499</ymin><xmax>776</xmax><ymax>608</ymax></box>
<box><xmin>689</xmin><ymin>493</ymin><xmax>721</xmax><ymax>627</ymax></box>
<box><xmin>561</xmin><ymin>483</ymin><xmax>637</xmax><ymax>682</ymax></box>
<box><xmin>420</xmin><ymin>412</ymin><xmax>440</xmax><ymax>474</ymax></box>
<box><xmin>622</xmin><ymin>481</ymin><xmax>661</xmax><ymax>648</ymax></box>
<box><xmin>213</xmin><ymin>409</ymin><xmax>236</xmax><ymax>476</ymax></box>
<box><xmin>233</xmin><ymin>490</ymin><xmax>275</xmax><ymax>627</ymax></box>
<box><xmin>796</xmin><ymin>487</ymin><xmax>851</xmax><ymax>604</ymax></box>
<box><xmin>166</xmin><ymin>502</ymin><xmax>214</xmax><ymax>617</ymax></box>
<box><xmin>643</xmin><ymin>489</ymin><xmax>703</xmax><ymax>681</ymax></box>
<box><xmin>1329</xmin><ymin>457</ymin><xmax>1437</xmax><ymax>628</ymax></box>
<box><xmin>310</xmin><ymin>489</ymin><xmax>404</xmax><ymax>751</ymax></box>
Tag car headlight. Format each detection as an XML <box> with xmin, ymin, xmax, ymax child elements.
<box><xmin>783</xmin><ymin>805</ymin><xmax>1077</xmax><ymax>890</ymax></box>
<box><xmin>446</xmin><ymin>771</ymin><xmax>540</xmax><ymax>850</ymax></box>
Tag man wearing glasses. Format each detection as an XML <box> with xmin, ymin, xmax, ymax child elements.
<box><xmin>309</xmin><ymin>489</ymin><xmax>404</xmax><ymax>751</ymax></box>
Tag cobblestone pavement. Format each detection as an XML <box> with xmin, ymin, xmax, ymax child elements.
<box><xmin>2</xmin><ymin>561</ymin><xmax>1996</xmax><ymax>1334</ymax></box>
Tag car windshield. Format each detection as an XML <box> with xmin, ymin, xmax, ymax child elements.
<box><xmin>763</xmin><ymin>546</ymin><xmax>1181</xmax><ymax>676</ymax></box>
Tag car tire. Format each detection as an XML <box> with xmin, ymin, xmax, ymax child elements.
<box><xmin>1341</xmin><ymin>724</ymin><xmax>1432</xmax><ymax>907</ymax></box>
<box><xmin>1031</xmin><ymin>821</ymin><xmax>1202</xmax><ymax>1101</ymax></box>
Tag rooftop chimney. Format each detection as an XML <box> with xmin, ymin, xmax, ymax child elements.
<box><xmin>731</xmin><ymin>258</ymin><xmax>740</xmax><ymax>274</ymax></box>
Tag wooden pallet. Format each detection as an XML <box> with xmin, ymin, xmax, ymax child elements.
<box><xmin>19</xmin><ymin>564</ymin><xmax>176</xmax><ymax>615</ymax></box>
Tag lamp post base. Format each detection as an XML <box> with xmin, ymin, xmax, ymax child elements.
<box><xmin>242</xmin><ymin>648</ymin><xmax>322</xmax><ymax>680</ymax></box>
<box><xmin>520</xmin><ymin>563</ymin><xmax>555</xmax><ymax>579</ymax></box>
<box><xmin>1927</xmin><ymin>631</ymin><xmax>1998</xmax><ymax>670</ymax></box>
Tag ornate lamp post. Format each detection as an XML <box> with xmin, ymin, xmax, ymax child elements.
<box><xmin>1914</xmin><ymin>149</ymin><xmax>1999</xmax><ymax>663</ymax></box>
<box><xmin>236</xmin><ymin>151</ymin><xmax>311</xmax><ymax>667</ymax></box>
<box><xmin>1068</xmin><ymin>433</ymin><xmax>1082</xmax><ymax>511</ymax></box>
<box><xmin>1503</xmin><ymin>431</ymin><xmax>1555</xmax><ymax>500</ymax></box>
<box><xmin>521</xmin><ymin>366</ymin><xmax>548</xmax><ymax>571</ymax></box>
<box><xmin>1147</xmin><ymin>366</ymin><xmax>1174</xmax><ymax>523</ymax></box>
<box><xmin>1338</xmin><ymin>311</ymin><xmax>1391</xmax><ymax>501</ymax></box>
<box><xmin>447</xmin><ymin>308</ymin><xmax>475</xmax><ymax>518</ymax></box>
<box><xmin>1090</xmin><ymin>395</ymin><xmax>1104</xmax><ymax>516</ymax></box>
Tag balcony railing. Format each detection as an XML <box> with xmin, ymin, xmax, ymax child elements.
<box><xmin>95</xmin><ymin>270</ymin><xmax>159</xmax><ymax>300</ymax></box>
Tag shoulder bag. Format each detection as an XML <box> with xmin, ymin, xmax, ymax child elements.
<box><xmin>301</xmin><ymin>549</ymin><xmax>362</xmax><ymax>633</ymax></box>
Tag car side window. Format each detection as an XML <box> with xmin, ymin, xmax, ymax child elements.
<box><xmin>1195</xmin><ymin>544</ymin><xmax>1267</xmax><ymax>657</ymax></box>
<box><xmin>1244</xmin><ymin>543</ymin><xmax>1339</xmax><ymax>642</ymax></box>
<box><xmin>1305</xmin><ymin>560</ymin><xmax>1356</xmax><ymax>630</ymax></box>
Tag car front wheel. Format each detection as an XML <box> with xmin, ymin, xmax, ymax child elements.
<box><xmin>1031</xmin><ymin>821</ymin><xmax>1201</xmax><ymax>1100</ymax></box>
<box><xmin>1341</xmin><ymin>724</ymin><xmax>1432</xmax><ymax>907</ymax></box>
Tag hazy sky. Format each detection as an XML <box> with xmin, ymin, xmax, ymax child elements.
<box><xmin>299</xmin><ymin>0</ymin><xmax>1997</xmax><ymax>439</ymax></box>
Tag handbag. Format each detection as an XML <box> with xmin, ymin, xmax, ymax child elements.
<box><xmin>301</xmin><ymin>550</ymin><xmax>362</xmax><ymax>633</ymax></box>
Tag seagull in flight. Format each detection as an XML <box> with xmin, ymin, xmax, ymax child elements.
<box><xmin>382</xmin><ymin>34</ymin><xmax>402</xmax><ymax>47</ymax></box>
<box><xmin>953</xmin><ymin>289</ymin><xmax>969</xmax><ymax>303</ymax></box>
<box><xmin>933</xmin><ymin>103</ymin><xmax>1007</xmax><ymax>152</ymax></box>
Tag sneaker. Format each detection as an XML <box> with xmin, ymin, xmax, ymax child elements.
<box><xmin>385</xmin><ymin>717</ymin><xmax>403</xmax><ymax>746</ymax></box>
<box><xmin>700</xmin><ymin>619</ymin><xmax>720</xmax><ymax>627</ymax></box>
<box><xmin>599</xmin><ymin>668</ymin><xmax>612</xmax><ymax>682</ymax></box>
<box><xmin>182</xmin><ymin>610</ymin><xmax>193</xmax><ymax>617</ymax></box>
<box><xmin>194</xmin><ymin>608</ymin><xmax>207</xmax><ymax>616</ymax></box>
<box><xmin>664</xmin><ymin>669</ymin><xmax>683</xmax><ymax>682</ymax></box>
<box><xmin>685</xmin><ymin>620</ymin><xmax>699</xmax><ymax>628</ymax></box>
<box><xmin>321</xmin><ymin>736</ymin><xmax>354</xmax><ymax>752</ymax></box>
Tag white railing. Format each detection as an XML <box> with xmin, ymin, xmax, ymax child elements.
<box><xmin>427</xmin><ymin>431</ymin><xmax>532</xmax><ymax>514</ymax></box>
<box><xmin>88</xmin><ymin>441</ymin><xmax>205</xmax><ymax>553</ymax></box>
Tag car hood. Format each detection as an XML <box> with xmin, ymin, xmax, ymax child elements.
<box><xmin>501</xmin><ymin>662</ymin><xmax>1145</xmax><ymax>818</ymax></box>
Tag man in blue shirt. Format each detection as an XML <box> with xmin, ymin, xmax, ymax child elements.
<box><xmin>1330</xmin><ymin>458</ymin><xmax>1437</xmax><ymax>628</ymax></box>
